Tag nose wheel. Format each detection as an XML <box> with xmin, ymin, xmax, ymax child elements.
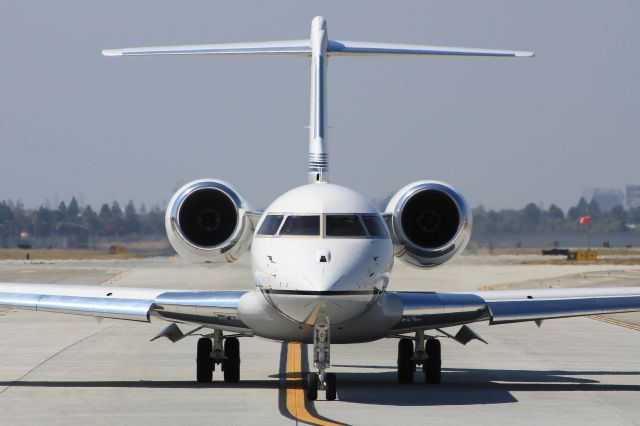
<box><xmin>306</xmin><ymin>316</ymin><xmax>337</xmax><ymax>401</ymax></box>
<box><xmin>324</xmin><ymin>372</ymin><xmax>337</xmax><ymax>400</ymax></box>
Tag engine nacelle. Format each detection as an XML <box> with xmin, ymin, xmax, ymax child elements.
<box><xmin>165</xmin><ymin>179</ymin><xmax>253</xmax><ymax>266</ymax></box>
<box><xmin>385</xmin><ymin>180</ymin><xmax>472</xmax><ymax>268</ymax></box>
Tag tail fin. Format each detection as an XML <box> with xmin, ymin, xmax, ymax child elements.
<box><xmin>104</xmin><ymin>16</ymin><xmax>533</xmax><ymax>184</ymax></box>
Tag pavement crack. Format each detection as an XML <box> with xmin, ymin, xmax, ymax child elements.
<box><xmin>0</xmin><ymin>324</ymin><xmax>115</xmax><ymax>395</ymax></box>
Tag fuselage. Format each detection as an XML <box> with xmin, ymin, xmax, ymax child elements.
<box><xmin>250</xmin><ymin>183</ymin><xmax>394</xmax><ymax>328</ymax></box>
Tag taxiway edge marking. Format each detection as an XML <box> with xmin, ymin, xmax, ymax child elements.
<box><xmin>590</xmin><ymin>316</ymin><xmax>640</xmax><ymax>331</ymax></box>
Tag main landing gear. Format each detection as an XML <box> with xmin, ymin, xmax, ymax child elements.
<box><xmin>196</xmin><ymin>329</ymin><xmax>241</xmax><ymax>383</ymax></box>
<box><xmin>397</xmin><ymin>330</ymin><xmax>441</xmax><ymax>384</ymax></box>
<box><xmin>306</xmin><ymin>315</ymin><xmax>337</xmax><ymax>401</ymax></box>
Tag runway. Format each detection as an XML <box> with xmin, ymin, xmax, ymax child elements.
<box><xmin>0</xmin><ymin>256</ymin><xmax>638</xmax><ymax>425</ymax></box>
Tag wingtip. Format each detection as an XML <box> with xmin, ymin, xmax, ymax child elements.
<box><xmin>516</xmin><ymin>51</ymin><xmax>535</xmax><ymax>58</ymax></box>
<box><xmin>102</xmin><ymin>49</ymin><xmax>122</xmax><ymax>57</ymax></box>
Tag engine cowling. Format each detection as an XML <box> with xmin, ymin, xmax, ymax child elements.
<box><xmin>385</xmin><ymin>180</ymin><xmax>472</xmax><ymax>268</ymax></box>
<box><xmin>165</xmin><ymin>179</ymin><xmax>253</xmax><ymax>266</ymax></box>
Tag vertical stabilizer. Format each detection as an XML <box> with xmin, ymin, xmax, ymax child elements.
<box><xmin>308</xmin><ymin>17</ymin><xmax>329</xmax><ymax>183</ymax></box>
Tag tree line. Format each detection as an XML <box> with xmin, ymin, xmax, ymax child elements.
<box><xmin>473</xmin><ymin>198</ymin><xmax>640</xmax><ymax>234</ymax></box>
<box><xmin>0</xmin><ymin>197</ymin><xmax>165</xmax><ymax>240</ymax></box>
<box><xmin>1</xmin><ymin>196</ymin><xmax>640</xmax><ymax>243</ymax></box>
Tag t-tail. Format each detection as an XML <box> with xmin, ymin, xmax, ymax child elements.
<box><xmin>103</xmin><ymin>16</ymin><xmax>534</xmax><ymax>184</ymax></box>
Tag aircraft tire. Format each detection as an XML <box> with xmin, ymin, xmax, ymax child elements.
<box><xmin>424</xmin><ymin>338</ymin><xmax>441</xmax><ymax>384</ymax></box>
<box><xmin>223</xmin><ymin>337</ymin><xmax>240</xmax><ymax>383</ymax></box>
<box><xmin>196</xmin><ymin>337</ymin><xmax>213</xmax><ymax>383</ymax></box>
<box><xmin>306</xmin><ymin>373</ymin><xmax>319</xmax><ymax>400</ymax></box>
<box><xmin>397</xmin><ymin>338</ymin><xmax>414</xmax><ymax>384</ymax></box>
<box><xmin>325</xmin><ymin>373</ymin><xmax>337</xmax><ymax>401</ymax></box>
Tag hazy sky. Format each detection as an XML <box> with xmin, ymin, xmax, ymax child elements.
<box><xmin>2</xmin><ymin>1</ymin><xmax>639</xmax><ymax>211</ymax></box>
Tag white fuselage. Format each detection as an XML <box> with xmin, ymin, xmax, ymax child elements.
<box><xmin>243</xmin><ymin>183</ymin><xmax>395</xmax><ymax>339</ymax></box>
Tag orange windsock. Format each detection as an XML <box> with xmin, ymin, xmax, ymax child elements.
<box><xmin>579</xmin><ymin>216</ymin><xmax>592</xmax><ymax>225</ymax></box>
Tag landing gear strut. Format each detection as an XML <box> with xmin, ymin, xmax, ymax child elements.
<box><xmin>306</xmin><ymin>315</ymin><xmax>337</xmax><ymax>401</ymax></box>
<box><xmin>195</xmin><ymin>330</ymin><xmax>240</xmax><ymax>383</ymax></box>
<box><xmin>396</xmin><ymin>330</ymin><xmax>442</xmax><ymax>384</ymax></box>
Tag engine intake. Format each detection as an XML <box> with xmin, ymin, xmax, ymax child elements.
<box><xmin>385</xmin><ymin>180</ymin><xmax>471</xmax><ymax>268</ymax></box>
<box><xmin>166</xmin><ymin>179</ymin><xmax>253</xmax><ymax>266</ymax></box>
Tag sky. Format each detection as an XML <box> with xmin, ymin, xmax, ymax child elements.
<box><xmin>1</xmin><ymin>1</ymin><xmax>639</xmax><ymax>212</ymax></box>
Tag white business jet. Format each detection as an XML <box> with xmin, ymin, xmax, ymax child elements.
<box><xmin>2</xmin><ymin>17</ymin><xmax>639</xmax><ymax>401</ymax></box>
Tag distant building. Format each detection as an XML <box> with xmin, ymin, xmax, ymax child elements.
<box><xmin>626</xmin><ymin>185</ymin><xmax>640</xmax><ymax>209</ymax></box>
<box><xmin>582</xmin><ymin>188</ymin><xmax>624</xmax><ymax>212</ymax></box>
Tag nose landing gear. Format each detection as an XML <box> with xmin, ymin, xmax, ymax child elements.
<box><xmin>195</xmin><ymin>329</ymin><xmax>241</xmax><ymax>383</ymax></box>
<box><xmin>306</xmin><ymin>315</ymin><xmax>337</xmax><ymax>401</ymax></box>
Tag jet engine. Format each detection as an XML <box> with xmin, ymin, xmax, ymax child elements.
<box><xmin>165</xmin><ymin>179</ymin><xmax>253</xmax><ymax>266</ymax></box>
<box><xmin>385</xmin><ymin>180</ymin><xmax>471</xmax><ymax>268</ymax></box>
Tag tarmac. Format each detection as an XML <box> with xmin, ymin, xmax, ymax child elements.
<box><xmin>0</xmin><ymin>255</ymin><xmax>639</xmax><ymax>425</ymax></box>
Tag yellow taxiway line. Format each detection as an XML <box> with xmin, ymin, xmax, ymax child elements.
<box><xmin>285</xmin><ymin>343</ymin><xmax>342</xmax><ymax>426</ymax></box>
<box><xmin>590</xmin><ymin>315</ymin><xmax>640</xmax><ymax>331</ymax></box>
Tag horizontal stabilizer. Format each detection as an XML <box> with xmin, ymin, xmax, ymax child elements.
<box><xmin>103</xmin><ymin>40</ymin><xmax>310</xmax><ymax>57</ymax></box>
<box><xmin>327</xmin><ymin>40</ymin><xmax>534</xmax><ymax>58</ymax></box>
<box><xmin>103</xmin><ymin>39</ymin><xmax>533</xmax><ymax>59</ymax></box>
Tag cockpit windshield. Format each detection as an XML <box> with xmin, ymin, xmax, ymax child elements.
<box><xmin>279</xmin><ymin>215</ymin><xmax>321</xmax><ymax>236</ymax></box>
<box><xmin>257</xmin><ymin>215</ymin><xmax>283</xmax><ymax>236</ymax></box>
<box><xmin>256</xmin><ymin>213</ymin><xmax>389</xmax><ymax>238</ymax></box>
<box><xmin>361</xmin><ymin>215</ymin><xmax>389</xmax><ymax>237</ymax></box>
<box><xmin>325</xmin><ymin>215</ymin><xmax>366</xmax><ymax>237</ymax></box>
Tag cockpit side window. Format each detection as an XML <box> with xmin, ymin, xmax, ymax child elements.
<box><xmin>362</xmin><ymin>215</ymin><xmax>389</xmax><ymax>237</ymax></box>
<box><xmin>326</xmin><ymin>214</ymin><xmax>367</xmax><ymax>237</ymax></box>
<box><xmin>279</xmin><ymin>215</ymin><xmax>321</xmax><ymax>236</ymax></box>
<box><xmin>257</xmin><ymin>215</ymin><xmax>284</xmax><ymax>236</ymax></box>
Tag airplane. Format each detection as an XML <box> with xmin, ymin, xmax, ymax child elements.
<box><xmin>2</xmin><ymin>16</ymin><xmax>640</xmax><ymax>401</ymax></box>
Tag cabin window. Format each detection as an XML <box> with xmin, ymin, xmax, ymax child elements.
<box><xmin>279</xmin><ymin>215</ymin><xmax>321</xmax><ymax>236</ymax></box>
<box><xmin>362</xmin><ymin>215</ymin><xmax>389</xmax><ymax>237</ymax></box>
<box><xmin>325</xmin><ymin>215</ymin><xmax>367</xmax><ymax>237</ymax></box>
<box><xmin>257</xmin><ymin>215</ymin><xmax>284</xmax><ymax>236</ymax></box>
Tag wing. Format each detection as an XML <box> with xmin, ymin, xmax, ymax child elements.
<box><xmin>0</xmin><ymin>283</ymin><xmax>251</xmax><ymax>333</ymax></box>
<box><xmin>389</xmin><ymin>287</ymin><xmax>640</xmax><ymax>333</ymax></box>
